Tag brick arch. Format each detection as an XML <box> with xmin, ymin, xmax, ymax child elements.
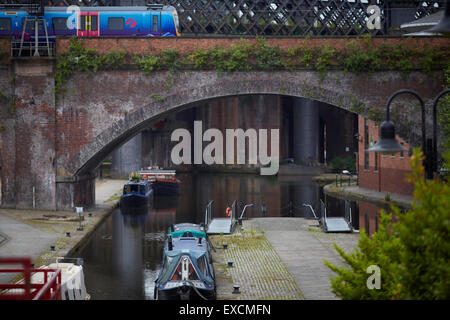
<box><xmin>68</xmin><ymin>69</ymin><xmax>445</xmax><ymax>179</ymax></box>
<box><xmin>72</xmin><ymin>71</ymin><xmax>370</xmax><ymax>177</ymax></box>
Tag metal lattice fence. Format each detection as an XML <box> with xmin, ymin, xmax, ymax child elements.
<box><xmin>0</xmin><ymin>1</ymin><xmax>445</xmax><ymax>36</ymax></box>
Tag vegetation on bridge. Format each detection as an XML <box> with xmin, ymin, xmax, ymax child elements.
<box><xmin>54</xmin><ymin>36</ymin><xmax>449</xmax><ymax>102</ymax></box>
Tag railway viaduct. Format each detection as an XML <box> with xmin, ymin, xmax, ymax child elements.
<box><xmin>0</xmin><ymin>36</ymin><xmax>447</xmax><ymax>210</ymax></box>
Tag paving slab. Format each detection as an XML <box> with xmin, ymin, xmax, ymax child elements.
<box><xmin>244</xmin><ymin>217</ymin><xmax>360</xmax><ymax>300</ymax></box>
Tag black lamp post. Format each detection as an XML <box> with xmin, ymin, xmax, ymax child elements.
<box><xmin>432</xmin><ymin>89</ymin><xmax>450</xmax><ymax>173</ymax></box>
<box><xmin>368</xmin><ymin>89</ymin><xmax>450</xmax><ymax>179</ymax></box>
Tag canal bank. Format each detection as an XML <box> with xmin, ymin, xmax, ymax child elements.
<box><xmin>211</xmin><ymin>217</ymin><xmax>359</xmax><ymax>300</ymax></box>
<box><xmin>0</xmin><ymin>179</ymin><xmax>126</xmax><ymax>284</ymax></box>
<box><xmin>323</xmin><ymin>183</ymin><xmax>413</xmax><ymax>210</ymax></box>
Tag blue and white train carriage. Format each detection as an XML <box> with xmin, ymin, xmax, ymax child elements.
<box><xmin>0</xmin><ymin>4</ymin><xmax>180</xmax><ymax>38</ymax></box>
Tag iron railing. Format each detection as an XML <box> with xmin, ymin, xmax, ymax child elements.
<box><xmin>0</xmin><ymin>257</ymin><xmax>62</xmax><ymax>300</ymax></box>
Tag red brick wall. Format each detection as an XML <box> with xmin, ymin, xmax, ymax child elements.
<box><xmin>358</xmin><ymin>115</ymin><xmax>415</xmax><ymax>196</ymax></box>
<box><xmin>359</xmin><ymin>202</ymin><xmax>381</xmax><ymax>236</ymax></box>
<box><xmin>55</xmin><ymin>37</ymin><xmax>449</xmax><ymax>56</ymax></box>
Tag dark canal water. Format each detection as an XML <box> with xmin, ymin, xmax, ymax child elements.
<box><xmin>75</xmin><ymin>173</ymin><xmax>375</xmax><ymax>300</ymax></box>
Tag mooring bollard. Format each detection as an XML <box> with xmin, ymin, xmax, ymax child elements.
<box><xmin>227</xmin><ymin>261</ymin><xmax>233</xmax><ymax>268</ymax></box>
<box><xmin>50</xmin><ymin>245</ymin><xmax>55</xmax><ymax>251</ymax></box>
<box><xmin>233</xmin><ymin>285</ymin><xmax>240</xmax><ymax>294</ymax></box>
<box><xmin>76</xmin><ymin>207</ymin><xmax>84</xmax><ymax>231</ymax></box>
<box><xmin>66</xmin><ymin>232</ymin><xmax>71</xmax><ymax>237</ymax></box>
<box><xmin>223</xmin><ymin>243</ymin><xmax>228</xmax><ymax>250</ymax></box>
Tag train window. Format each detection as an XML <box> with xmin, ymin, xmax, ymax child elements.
<box><xmin>79</xmin><ymin>16</ymin><xmax>86</xmax><ymax>31</ymax></box>
<box><xmin>152</xmin><ymin>15</ymin><xmax>158</xmax><ymax>32</ymax></box>
<box><xmin>90</xmin><ymin>15</ymin><xmax>98</xmax><ymax>31</ymax></box>
<box><xmin>21</xmin><ymin>18</ymin><xmax>44</xmax><ymax>32</ymax></box>
<box><xmin>53</xmin><ymin>17</ymin><xmax>68</xmax><ymax>31</ymax></box>
<box><xmin>108</xmin><ymin>17</ymin><xmax>124</xmax><ymax>30</ymax></box>
<box><xmin>0</xmin><ymin>18</ymin><xmax>11</xmax><ymax>31</ymax></box>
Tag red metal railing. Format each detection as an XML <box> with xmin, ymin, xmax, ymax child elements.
<box><xmin>0</xmin><ymin>257</ymin><xmax>62</xmax><ymax>300</ymax></box>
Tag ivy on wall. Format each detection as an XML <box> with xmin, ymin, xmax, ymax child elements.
<box><xmin>54</xmin><ymin>37</ymin><xmax>449</xmax><ymax>103</ymax></box>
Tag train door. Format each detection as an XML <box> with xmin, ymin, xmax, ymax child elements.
<box><xmin>77</xmin><ymin>11</ymin><xmax>99</xmax><ymax>37</ymax></box>
<box><xmin>151</xmin><ymin>12</ymin><xmax>161</xmax><ymax>36</ymax></box>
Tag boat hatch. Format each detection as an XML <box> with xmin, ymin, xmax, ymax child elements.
<box><xmin>170</xmin><ymin>256</ymin><xmax>199</xmax><ymax>281</ymax></box>
<box><xmin>124</xmin><ymin>184</ymin><xmax>147</xmax><ymax>195</ymax></box>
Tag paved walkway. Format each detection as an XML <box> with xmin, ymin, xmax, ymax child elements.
<box><xmin>0</xmin><ymin>179</ymin><xmax>124</xmax><ymax>284</ymax></box>
<box><xmin>324</xmin><ymin>184</ymin><xmax>414</xmax><ymax>209</ymax></box>
<box><xmin>211</xmin><ymin>228</ymin><xmax>305</xmax><ymax>300</ymax></box>
<box><xmin>244</xmin><ymin>218</ymin><xmax>359</xmax><ymax>300</ymax></box>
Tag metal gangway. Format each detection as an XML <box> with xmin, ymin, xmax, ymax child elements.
<box><xmin>302</xmin><ymin>200</ymin><xmax>353</xmax><ymax>233</ymax></box>
<box><xmin>320</xmin><ymin>199</ymin><xmax>353</xmax><ymax>233</ymax></box>
<box><xmin>204</xmin><ymin>200</ymin><xmax>238</xmax><ymax>235</ymax></box>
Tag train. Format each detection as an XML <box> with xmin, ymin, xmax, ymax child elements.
<box><xmin>0</xmin><ymin>4</ymin><xmax>180</xmax><ymax>38</ymax></box>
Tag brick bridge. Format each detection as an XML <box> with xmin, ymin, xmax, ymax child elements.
<box><xmin>0</xmin><ymin>37</ymin><xmax>447</xmax><ymax>210</ymax></box>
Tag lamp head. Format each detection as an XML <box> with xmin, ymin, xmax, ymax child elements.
<box><xmin>427</xmin><ymin>2</ymin><xmax>450</xmax><ymax>36</ymax></box>
<box><xmin>368</xmin><ymin>120</ymin><xmax>407</xmax><ymax>154</ymax></box>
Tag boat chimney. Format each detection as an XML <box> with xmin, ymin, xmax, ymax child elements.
<box><xmin>168</xmin><ymin>235</ymin><xmax>173</xmax><ymax>251</ymax></box>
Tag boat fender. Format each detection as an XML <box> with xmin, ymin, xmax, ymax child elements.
<box><xmin>168</xmin><ymin>235</ymin><xmax>173</xmax><ymax>251</ymax></box>
<box><xmin>226</xmin><ymin>207</ymin><xmax>231</xmax><ymax>217</ymax></box>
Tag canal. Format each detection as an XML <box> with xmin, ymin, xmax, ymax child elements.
<box><xmin>75</xmin><ymin>172</ymin><xmax>369</xmax><ymax>300</ymax></box>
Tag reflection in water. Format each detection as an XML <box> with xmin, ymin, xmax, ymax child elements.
<box><xmin>77</xmin><ymin>172</ymin><xmax>366</xmax><ymax>300</ymax></box>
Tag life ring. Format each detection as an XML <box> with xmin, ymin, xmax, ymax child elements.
<box><xmin>226</xmin><ymin>207</ymin><xmax>231</xmax><ymax>217</ymax></box>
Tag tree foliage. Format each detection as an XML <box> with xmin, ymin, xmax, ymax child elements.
<box><xmin>325</xmin><ymin>148</ymin><xmax>450</xmax><ymax>299</ymax></box>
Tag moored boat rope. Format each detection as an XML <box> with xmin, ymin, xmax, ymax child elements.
<box><xmin>185</xmin><ymin>280</ymin><xmax>209</xmax><ymax>301</ymax></box>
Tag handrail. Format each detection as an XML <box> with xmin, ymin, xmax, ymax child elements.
<box><xmin>0</xmin><ymin>257</ymin><xmax>62</xmax><ymax>300</ymax></box>
<box><xmin>32</xmin><ymin>269</ymin><xmax>61</xmax><ymax>300</ymax></box>
<box><xmin>239</xmin><ymin>203</ymin><xmax>254</xmax><ymax>220</ymax></box>
<box><xmin>301</xmin><ymin>202</ymin><xmax>318</xmax><ymax>219</ymax></box>
<box><xmin>204</xmin><ymin>200</ymin><xmax>213</xmax><ymax>230</ymax></box>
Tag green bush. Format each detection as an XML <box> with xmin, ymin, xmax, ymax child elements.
<box><xmin>325</xmin><ymin>149</ymin><xmax>450</xmax><ymax>299</ymax></box>
<box><xmin>343</xmin><ymin>40</ymin><xmax>381</xmax><ymax>74</ymax></box>
<box><xmin>329</xmin><ymin>156</ymin><xmax>355</xmax><ymax>173</ymax></box>
<box><xmin>134</xmin><ymin>54</ymin><xmax>160</xmax><ymax>74</ymax></box>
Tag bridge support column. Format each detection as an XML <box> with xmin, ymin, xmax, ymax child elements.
<box><xmin>56</xmin><ymin>173</ymin><xmax>96</xmax><ymax>210</ymax></box>
<box><xmin>111</xmin><ymin>133</ymin><xmax>142</xmax><ymax>179</ymax></box>
<box><xmin>293</xmin><ymin>98</ymin><xmax>320</xmax><ymax>166</ymax></box>
<box><xmin>4</xmin><ymin>58</ymin><xmax>57</xmax><ymax>210</ymax></box>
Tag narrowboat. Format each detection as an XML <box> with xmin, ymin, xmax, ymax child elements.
<box><xmin>154</xmin><ymin>223</ymin><xmax>216</xmax><ymax>300</ymax></box>
<box><xmin>120</xmin><ymin>178</ymin><xmax>153</xmax><ymax>209</ymax></box>
<box><xmin>139</xmin><ymin>166</ymin><xmax>180</xmax><ymax>196</ymax></box>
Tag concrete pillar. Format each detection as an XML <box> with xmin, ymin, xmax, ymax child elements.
<box><xmin>111</xmin><ymin>133</ymin><xmax>142</xmax><ymax>178</ymax></box>
<box><xmin>293</xmin><ymin>98</ymin><xmax>320</xmax><ymax>166</ymax></box>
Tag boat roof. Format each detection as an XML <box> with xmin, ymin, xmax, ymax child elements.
<box><xmin>168</xmin><ymin>237</ymin><xmax>208</xmax><ymax>253</ymax></box>
<box><xmin>125</xmin><ymin>180</ymin><xmax>150</xmax><ymax>185</ymax></box>
<box><xmin>140</xmin><ymin>170</ymin><xmax>176</xmax><ymax>175</ymax></box>
<box><xmin>172</xmin><ymin>223</ymin><xmax>205</xmax><ymax>233</ymax></box>
<box><xmin>171</xmin><ymin>230</ymin><xmax>206</xmax><ymax>239</ymax></box>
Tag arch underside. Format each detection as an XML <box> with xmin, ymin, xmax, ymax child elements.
<box><xmin>72</xmin><ymin>70</ymin><xmax>441</xmax><ymax>176</ymax></box>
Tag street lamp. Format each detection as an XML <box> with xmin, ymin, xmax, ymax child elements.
<box><xmin>426</xmin><ymin>0</ymin><xmax>450</xmax><ymax>36</ymax></box>
<box><xmin>368</xmin><ymin>89</ymin><xmax>450</xmax><ymax>179</ymax></box>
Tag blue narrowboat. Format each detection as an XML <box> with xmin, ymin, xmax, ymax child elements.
<box><xmin>120</xmin><ymin>179</ymin><xmax>153</xmax><ymax>210</ymax></box>
<box><xmin>154</xmin><ymin>223</ymin><xmax>216</xmax><ymax>300</ymax></box>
